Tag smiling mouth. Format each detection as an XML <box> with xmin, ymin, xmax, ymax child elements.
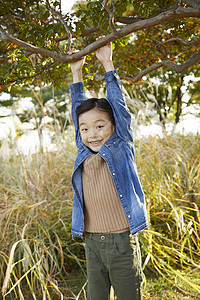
<box><xmin>89</xmin><ymin>140</ymin><xmax>102</xmax><ymax>146</ymax></box>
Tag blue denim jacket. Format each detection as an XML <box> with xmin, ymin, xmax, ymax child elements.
<box><xmin>70</xmin><ymin>70</ymin><xmax>149</xmax><ymax>237</ymax></box>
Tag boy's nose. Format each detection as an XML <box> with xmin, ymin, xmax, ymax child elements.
<box><xmin>89</xmin><ymin>129</ymin><xmax>97</xmax><ymax>138</ymax></box>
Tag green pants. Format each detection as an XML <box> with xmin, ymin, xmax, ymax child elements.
<box><xmin>85</xmin><ymin>231</ymin><xmax>143</xmax><ymax>300</ymax></box>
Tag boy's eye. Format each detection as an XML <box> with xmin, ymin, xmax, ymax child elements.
<box><xmin>97</xmin><ymin>125</ymin><xmax>104</xmax><ymax>129</ymax></box>
<box><xmin>81</xmin><ymin>128</ymin><xmax>88</xmax><ymax>132</ymax></box>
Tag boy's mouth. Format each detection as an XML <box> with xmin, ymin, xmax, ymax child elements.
<box><xmin>89</xmin><ymin>140</ymin><xmax>102</xmax><ymax>146</ymax></box>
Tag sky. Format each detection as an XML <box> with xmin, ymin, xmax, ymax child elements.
<box><xmin>61</xmin><ymin>0</ymin><xmax>76</xmax><ymax>13</ymax></box>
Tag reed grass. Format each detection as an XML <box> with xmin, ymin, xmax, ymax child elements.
<box><xmin>136</xmin><ymin>134</ymin><xmax>200</xmax><ymax>297</ymax></box>
<box><xmin>0</xmin><ymin>140</ymin><xmax>87</xmax><ymax>299</ymax></box>
<box><xmin>0</xmin><ymin>133</ymin><xmax>199</xmax><ymax>299</ymax></box>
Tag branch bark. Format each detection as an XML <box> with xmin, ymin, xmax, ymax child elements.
<box><xmin>115</xmin><ymin>16</ymin><xmax>145</xmax><ymax>24</ymax></box>
<box><xmin>123</xmin><ymin>50</ymin><xmax>200</xmax><ymax>82</ymax></box>
<box><xmin>156</xmin><ymin>37</ymin><xmax>200</xmax><ymax>46</ymax></box>
<box><xmin>181</xmin><ymin>0</ymin><xmax>200</xmax><ymax>7</ymax></box>
<box><xmin>103</xmin><ymin>0</ymin><xmax>118</xmax><ymax>34</ymax></box>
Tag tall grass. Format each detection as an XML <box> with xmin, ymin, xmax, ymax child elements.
<box><xmin>136</xmin><ymin>134</ymin><xmax>200</xmax><ymax>297</ymax></box>
<box><xmin>0</xmin><ymin>133</ymin><xmax>199</xmax><ymax>299</ymax></box>
<box><xmin>0</xmin><ymin>140</ymin><xmax>87</xmax><ymax>299</ymax></box>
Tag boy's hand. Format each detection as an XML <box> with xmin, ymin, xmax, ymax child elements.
<box><xmin>68</xmin><ymin>50</ymin><xmax>86</xmax><ymax>83</ymax></box>
<box><xmin>95</xmin><ymin>37</ymin><xmax>114</xmax><ymax>72</ymax></box>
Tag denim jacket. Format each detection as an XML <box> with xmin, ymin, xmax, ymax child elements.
<box><xmin>70</xmin><ymin>70</ymin><xmax>149</xmax><ymax>237</ymax></box>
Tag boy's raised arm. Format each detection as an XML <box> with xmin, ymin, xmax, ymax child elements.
<box><xmin>95</xmin><ymin>41</ymin><xmax>114</xmax><ymax>72</ymax></box>
<box><xmin>68</xmin><ymin>50</ymin><xmax>86</xmax><ymax>83</ymax></box>
<box><xmin>69</xmin><ymin>51</ymin><xmax>87</xmax><ymax>146</ymax></box>
<box><xmin>96</xmin><ymin>40</ymin><xmax>133</xmax><ymax>143</ymax></box>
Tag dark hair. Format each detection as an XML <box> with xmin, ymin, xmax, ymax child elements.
<box><xmin>76</xmin><ymin>98</ymin><xmax>115</xmax><ymax>127</ymax></box>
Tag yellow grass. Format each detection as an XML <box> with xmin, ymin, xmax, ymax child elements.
<box><xmin>0</xmin><ymin>133</ymin><xmax>199</xmax><ymax>299</ymax></box>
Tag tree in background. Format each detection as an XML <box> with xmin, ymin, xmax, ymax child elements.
<box><xmin>0</xmin><ymin>0</ymin><xmax>200</xmax><ymax>127</ymax></box>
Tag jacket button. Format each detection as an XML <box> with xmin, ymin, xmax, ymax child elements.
<box><xmin>120</xmin><ymin>194</ymin><xmax>123</xmax><ymax>197</ymax></box>
<box><xmin>113</xmin><ymin>172</ymin><xmax>115</xmax><ymax>176</ymax></box>
<box><xmin>103</xmin><ymin>153</ymin><xmax>105</xmax><ymax>156</ymax></box>
<box><xmin>128</xmin><ymin>215</ymin><xmax>131</xmax><ymax>218</ymax></box>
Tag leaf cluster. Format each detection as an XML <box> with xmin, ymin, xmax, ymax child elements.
<box><xmin>0</xmin><ymin>0</ymin><xmax>200</xmax><ymax>126</ymax></box>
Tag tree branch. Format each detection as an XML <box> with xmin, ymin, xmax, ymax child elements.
<box><xmin>103</xmin><ymin>0</ymin><xmax>118</xmax><ymax>34</ymax></box>
<box><xmin>0</xmin><ymin>61</ymin><xmax>58</xmax><ymax>86</ymax></box>
<box><xmin>46</xmin><ymin>0</ymin><xmax>72</xmax><ymax>51</ymax></box>
<box><xmin>181</xmin><ymin>0</ymin><xmax>200</xmax><ymax>7</ymax></box>
<box><xmin>157</xmin><ymin>37</ymin><xmax>200</xmax><ymax>46</ymax></box>
<box><xmin>0</xmin><ymin>56</ymin><xmax>8</xmax><ymax>63</ymax></box>
<box><xmin>54</xmin><ymin>4</ymin><xmax>199</xmax><ymax>38</ymax></box>
<box><xmin>123</xmin><ymin>50</ymin><xmax>200</xmax><ymax>82</ymax></box>
<box><xmin>115</xmin><ymin>16</ymin><xmax>146</xmax><ymax>24</ymax></box>
<box><xmin>1</xmin><ymin>5</ymin><xmax>200</xmax><ymax>66</ymax></box>
<box><xmin>0</xmin><ymin>51</ymin><xmax>36</xmax><ymax>64</ymax></box>
<box><xmin>54</xmin><ymin>27</ymin><xmax>101</xmax><ymax>42</ymax></box>
<box><xmin>114</xmin><ymin>1</ymin><xmax>180</xmax><ymax>24</ymax></box>
<box><xmin>0</xmin><ymin>26</ymin><xmax>66</xmax><ymax>62</ymax></box>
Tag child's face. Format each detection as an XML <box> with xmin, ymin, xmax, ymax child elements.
<box><xmin>79</xmin><ymin>108</ymin><xmax>114</xmax><ymax>152</ymax></box>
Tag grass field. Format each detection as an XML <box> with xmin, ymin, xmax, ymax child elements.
<box><xmin>0</xmin><ymin>133</ymin><xmax>199</xmax><ymax>299</ymax></box>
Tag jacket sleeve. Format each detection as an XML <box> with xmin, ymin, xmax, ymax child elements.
<box><xmin>104</xmin><ymin>70</ymin><xmax>134</xmax><ymax>143</ymax></box>
<box><xmin>70</xmin><ymin>82</ymin><xmax>87</xmax><ymax>146</ymax></box>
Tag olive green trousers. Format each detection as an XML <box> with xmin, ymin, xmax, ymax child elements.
<box><xmin>85</xmin><ymin>231</ymin><xmax>143</xmax><ymax>300</ymax></box>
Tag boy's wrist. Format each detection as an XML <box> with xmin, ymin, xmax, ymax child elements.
<box><xmin>102</xmin><ymin>61</ymin><xmax>114</xmax><ymax>72</ymax></box>
<box><xmin>72</xmin><ymin>71</ymin><xmax>83</xmax><ymax>83</ymax></box>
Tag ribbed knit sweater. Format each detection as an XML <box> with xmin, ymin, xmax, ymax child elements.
<box><xmin>82</xmin><ymin>154</ymin><xmax>129</xmax><ymax>233</ymax></box>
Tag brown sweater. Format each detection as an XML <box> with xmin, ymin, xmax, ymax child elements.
<box><xmin>82</xmin><ymin>154</ymin><xmax>129</xmax><ymax>233</ymax></box>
